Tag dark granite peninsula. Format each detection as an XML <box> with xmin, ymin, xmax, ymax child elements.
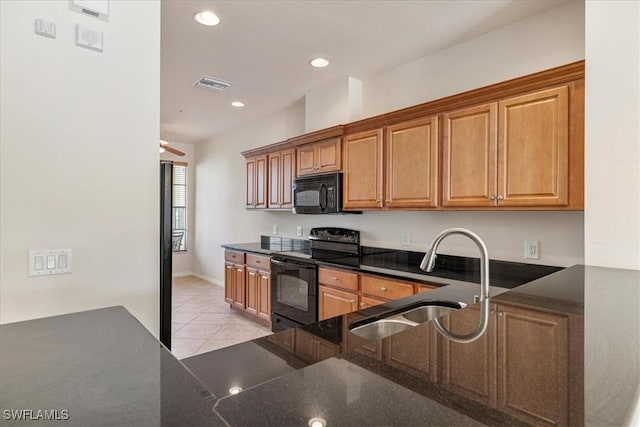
<box><xmin>185</xmin><ymin>265</ymin><xmax>640</xmax><ymax>426</ymax></box>
<box><xmin>0</xmin><ymin>307</ymin><xmax>225</xmax><ymax>427</ymax></box>
<box><xmin>2</xmin><ymin>266</ymin><xmax>638</xmax><ymax>426</ymax></box>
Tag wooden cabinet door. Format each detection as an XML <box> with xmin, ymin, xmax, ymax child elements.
<box><xmin>496</xmin><ymin>304</ymin><xmax>568</xmax><ymax>426</ymax></box>
<box><xmin>224</xmin><ymin>262</ymin><xmax>234</xmax><ymax>305</ymax></box>
<box><xmin>232</xmin><ymin>264</ymin><xmax>245</xmax><ymax>310</ymax></box>
<box><xmin>245</xmin><ymin>158</ymin><xmax>256</xmax><ymax>208</ymax></box>
<box><xmin>254</xmin><ymin>155</ymin><xmax>268</xmax><ymax>209</ymax></box>
<box><xmin>246</xmin><ymin>155</ymin><xmax>268</xmax><ymax>209</ymax></box>
<box><xmin>279</xmin><ymin>149</ymin><xmax>295</xmax><ymax>208</ymax></box>
<box><xmin>316</xmin><ymin>137</ymin><xmax>341</xmax><ymax>173</ymax></box>
<box><xmin>440</xmin><ymin>304</ymin><xmax>497</xmax><ymax>407</ymax></box>
<box><xmin>385</xmin><ymin>116</ymin><xmax>439</xmax><ymax>208</ymax></box>
<box><xmin>442</xmin><ymin>103</ymin><xmax>498</xmax><ymax>207</ymax></box>
<box><xmin>318</xmin><ymin>285</ymin><xmax>358</xmax><ymax>320</ymax></box>
<box><xmin>296</xmin><ymin>144</ymin><xmax>317</xmax><ymax>176</ymax></box>
<box><xmin>343</xmin><ymin>129</ymin><xmax>384</xmax><ymax>209</ymax></box>
<box><xmin>257</xmin><ymin>270</ymin><xmax>271</xmax><ymax>322</ymax></box>
<box><xmin>294</xmin><ymin>329</ymin><xmax>316</xmax><ymax>364</ymax></box>
<box><xmin>384</xmin><ymin>322</ymin><xmax>437</xmax><ymax>381</ymax></box>
<box><xmin>268</xmin><ymin>154</ymin><xmax>281</xmax><ymax>208</ymax></box>
<box><xmin>245</xmin><ymin>268</ymin><xmax>259</xmax><ymax>316</ymax></box>
<box><xmin>268</xmin><ymin>149</ymin><xmax>295</xmax><ymax>209</ymax></box>
<box><xmin>497</xmin><ymin>86</ymin><xmax>569</xmax><ymax>207</ymax></box>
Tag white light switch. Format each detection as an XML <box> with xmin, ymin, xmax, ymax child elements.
<box><xmin>29</xmin><ymin>249</ymin><xmax>72</xmax><ymax>277</ymax></box>
<box><xmin>35</xmin><ymin>19</ymin><xmax>56</xmax><ymax>38</ymax></box>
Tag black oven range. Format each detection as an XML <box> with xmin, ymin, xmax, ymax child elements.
<box><xmin>270</xmin><ymin>227</ymin><xmax>360</xmax><ymax>332</ymax></box>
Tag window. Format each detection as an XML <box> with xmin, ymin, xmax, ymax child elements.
<box><xmin>172</xmin><ymin>162</ymin><xmax>188</xmax><ymax>252</ymax></box>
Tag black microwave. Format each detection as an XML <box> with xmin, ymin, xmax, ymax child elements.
<box><xmin>292</xmin><ymin>172</ymin><xmax>345</xmax><ymax>214</ymax></box>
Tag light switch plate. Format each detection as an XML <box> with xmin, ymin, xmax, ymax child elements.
<box><xmin>35</xmin><ymin>19</ymin><xmax>56</xmax><ymax>39</ymax></box>
<box><xmin>29</xmin><ymin>249</ymin><xmax>72</xmax><ymax>276</ymax></box>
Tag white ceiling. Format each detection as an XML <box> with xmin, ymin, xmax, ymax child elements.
<box><xmin>160</xmin><ymin>0</ymin><xmax>567</xmax><ymax>144</ymax></box>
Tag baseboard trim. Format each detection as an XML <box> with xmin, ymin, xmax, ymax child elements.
<box><xmin>192</xmin><ymin>272</ymin><xmax>224</xmax><ymax>288</ymax></box>
<box><xmin>172</xmin><ymin>271</ymin><xmax>194</xmax><ymax>278</ymax></box>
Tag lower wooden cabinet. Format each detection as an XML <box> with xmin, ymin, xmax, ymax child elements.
<box><xmin>224</xmin><ymin>251</ymin><xmax>271</xmax><ymax>326</ymax></box>
<box><xmin>440</xmin><ymin>304</ymin><xmax>497</xmax><ymax>406</ymax></box>
<box><xmin>385</xmin><ymin>322</ymin><xmax>438</xmax><ymax>381</ymax></box>
<box><xmin>496</xmin><ymin>304</ymin><xmax>569</xmax><ymax>426</ymax></box>
<box><xmin>294</xmin><ymin>329</ymin><xmax>339</xmax><ymax>364</ymax></box>
<box><xmin>439</xmin><ymin>302</ymin><xmax>571</xmax><ymax>426</ymax></box>
<box><xmin>319</xmin><ymin>285</ymin><xmax>358</xmax><ymax>321</ymax></box>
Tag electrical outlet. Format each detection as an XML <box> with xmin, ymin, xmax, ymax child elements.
<box><xmin>272</xmin><ymin>225</ymin><xmax>278</xmax><ymax>235</ymax></box>
<box><xmin>401</xmin><ymin>232</ymin><xmax>411</xmax><ymax>246</ymax></box>
<box><xmin>296</xmin><ymin>226</ymin><xmax>302</xmax><ymax>237</ymax></box>
<box><xmin>525</xmin><ymin>240</ymin><xmax>540</xmax><ymax>260</ymax></box>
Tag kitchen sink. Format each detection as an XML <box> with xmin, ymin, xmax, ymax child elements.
<box><xmin>401</xmin><ymin>304</ymin><xmax>461</xmax><ymax>323</ymax></box>
<box><xmin>348</xmin><ymin>319</ymin><xmax>415</xmax><ymax>341</ymax></box>
<box><xmin>348</xmin><ymin>300</ymin><xmax>467</xmax><ymax>341</ymax></box>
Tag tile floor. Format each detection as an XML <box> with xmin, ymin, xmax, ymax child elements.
<box><xmin>171</xmin><ymin>275</ymin><xmax>272</xmax><ymax>359</ymax></box>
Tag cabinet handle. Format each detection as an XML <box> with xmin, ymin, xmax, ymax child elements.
<box><xmin>249</xmin><ymin>272</ymin><xmax>256</xmax><ymax>276</ymax></box>
<box><xmin>380</xmin><ymin>287</ymin><xmax>387</xmax><ymax>292</ymax></box>
<box><xmin>498</xmin><ymin>312</ymin><xmax>503</xmax><ymax>317</ymax></box>
<box><xmin>376</xmin><ymin>199</ymin><xmax>381</xmax><ymax>203</ymax></box>
<box><xmin>385</xmin><ymin>199</ymin><xmax>390</xmax><ymax>203</ymax></box>
<box><xmin>255</xmin><ymin>260</ymin><xmax>261</xmax><ymax>264</ymax></box>
<box><xmin>332</xmin><ymin>276</ymin><xmax>339</xmax><ymax>281</ymax></box>
<box><xmin>489</xmin><ymin>195</ymin><xmax>495</xmax><ymax>201</ymax></box>
<box><xmin>360</xmin><ymin>302</ymin><xmax>367</xmax><ymax>308</ymax></box>
<box><xmin>350</xmin><ymin>299</ymin><xmax>355</xmax><ymax>304</ymax></box>
<box><xmin>497</xmin><ymin>195</ymin><xmax>504</xmax><ymax>201</ymax></box>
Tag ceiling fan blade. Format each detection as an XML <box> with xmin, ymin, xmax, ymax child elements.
<box><xmin>161</xmin><ymin>144</ymin><xmax>185</xmax><ymax>156</ymax></box>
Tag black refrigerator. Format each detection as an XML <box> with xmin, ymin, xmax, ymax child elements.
<box><xmin>159</xmin><ymin>161</ymin><xmax>173</xmax><ymax>349</ymax></box>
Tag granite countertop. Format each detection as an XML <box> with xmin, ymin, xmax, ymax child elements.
<box><xmin>0</xmin><ymin>307</ymin><xmax>226</xmax><ymax>426</ymax></box>
<box><xmin>2</xmin><ymin>266</ymin><xmax>638</xmax><ymax>426</ymax></box>
<box><xmin>222</xmin><ymin>240</ymin><xmax>562</xmax><ymax>289</ymax></box>
<box><xmin>184</xmin><ymin>265</ymin><xmax>640</xmax><ymax>426</ymax></box>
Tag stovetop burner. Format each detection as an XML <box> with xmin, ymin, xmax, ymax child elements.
<box><xmin>272</xmin><ymin>227</ymin><xmax>360</xmax><ymax>266</ymax></box>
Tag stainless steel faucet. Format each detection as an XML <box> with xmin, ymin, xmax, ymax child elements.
<box><xmin>421</xmin><ymin>227</ymin><xmax>490</xmax><ymax>343</ymax></box>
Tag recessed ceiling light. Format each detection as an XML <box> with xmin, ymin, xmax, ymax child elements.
<box><xmin>229</xmin><ymin>386</ymin><xmax>243</xmax><ymax>395</ymax></box>
<box><xmin>194</xmin><ymin>10</ymin><xmax>220</xmax><ymax>26</ymax></box>
<box><xmin>308</xmin><ymin>418</ymin><xmax>327</xmax><ymax>427</ymax></box>
<box><xmin>309</xmin><ymin>57</ymin><xmax>329</xmax><ymax>68</ymax></box>
<box><xmin>231</xmin><ymin>101</ymin><xmax>245</xmax><ymax>108</ymax></box>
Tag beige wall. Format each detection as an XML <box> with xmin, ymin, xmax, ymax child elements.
<box><xmin>584</xmin><ymin>0</ymin><xmax>640</xmax><ymax>270</ymax></box>
<box><xmin>0</xmin><ymin>1</ymin><xmax>161</xmax><ymax>334</ymax></box>
<box><xmin>194</xmin><ymin>2</ymin><xmax>586</xmax><ymax>286</ymax></box>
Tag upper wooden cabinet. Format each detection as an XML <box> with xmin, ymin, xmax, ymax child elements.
<box><xmin>343</xmin><ymin>129</ymin><xmax>383</xmax><ymax>209</ymax></box>
<box><xmin>268</xmin><ymin>149</ymin><xmax>295</xmax><ymax>210</ymax></box>
<box><xmin>296</xmin><ymin>137</ymin><xmax>342</xmax><ymax>176</ymax></box>
<box><xmin>385</xmin><ymin>116</ymin><xmax>439</xmax><ymax>208</ymax></box>
<box><xmin>443</xmin><ymin>84</ymin><xmax>579</xmax><ymax>208</ymax></box>
<box><xmin>245</xmin><ymin>155</ymin><xmax>267</xmax><ymax>209</ymax></box>
<box><xmin>343</xmin><ymin>116</ymin><xmax>438</xmax><ymax>210</ymax></box>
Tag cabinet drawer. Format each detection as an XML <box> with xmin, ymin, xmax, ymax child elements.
<box><xmin>415</xmin><ymin>284</ymin><xmax>436</xmax><ymax>294</ymax></box>
<box><xmin>361</xmin><ymin>276</ymin><xmax>413</xmax><ymax>300</ymax></box>
<box><xmin>224</xmin><ymin>250</ymin><xmax>245</xmax><ymax>263</ymax></box>
<box><xmin>318</xmin><ymin>267</ymin><xmax>358</xmax><ymax>291</ymax></box>
<box><xmin>246</xmin><ymin>253</ymin><xmax>270</xmax><ymax>271</ymax></box>
<box><xmin>359</xmin><ymin>295</ymin><xmax>386</xmax><ymax>310</ymax></box>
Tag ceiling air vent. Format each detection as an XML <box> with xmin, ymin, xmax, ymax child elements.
<box><xmin>193</xmin><ymin>76</ymin><xmax>233</xmax><ymax>92</ymax></box>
